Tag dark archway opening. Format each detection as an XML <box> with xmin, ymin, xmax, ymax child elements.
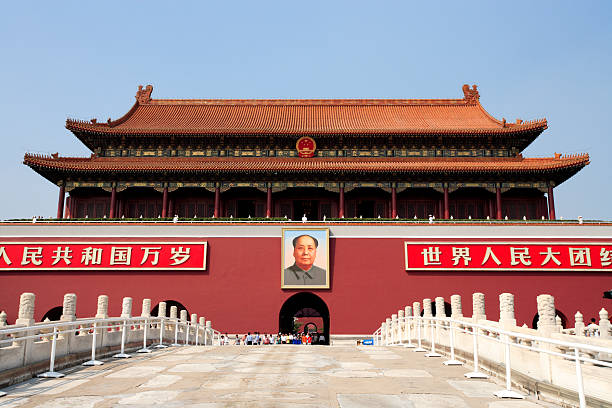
<box><xmin>419</xmin><ymin>301</ymin><xmax>452</xmax><ymax>317</ymax></box>
<box><xmin>41</xmin><ymin>306</ymin><xmax>64</xmax><ymax>322</ymax></box>
<box><xmin>279</xmin><ymin>292</ymin><xmax>329</xmax><ymax>345</ymax></box>
<box><xmin>532</xmin><ymin>309</ymin><xmax>568</xmax><ymax>329</ymax></box>
<box><xmin>151</xmin><ymin>300</ymin><xmax>189</xmax><ymax>318</ymax></box>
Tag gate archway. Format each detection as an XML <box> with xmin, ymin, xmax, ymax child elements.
<box><xmin>279</xmin><ymin>292</ymin><xmax>329</xmax><ymax>344</ymax></box>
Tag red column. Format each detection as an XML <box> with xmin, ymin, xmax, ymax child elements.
<box><xmin>443</xmin><ymin>186</ymin><xmax>449</xmax><ymax>219</ymax></box>
<box><xmin>57</xmin><ymin>184</ymin><xmax>65</xmax><ymax>219</ymax></box>
<box><xmin>161</xmin><ymin>187</ymin><xmax>168</xmax><ymax>218</ymax></box>
<box><xmin>168</xmin><ymin>198</ymin><xmax>174</xmax><ymax>217</ymax></box>
<box><xmin>266</xmin><ymin>187</ymin><xmax>272</xmax><ymax>218</ymax></box>
<box><xmin>339</xmin><ymin>186</ymin><xmax>345</xmax><ymax>218</ymax></box>
<box><xmin>548</xmin><ymin>185</ymin><xmax>556</xmax><ymax>220</ymax></box>
<box><xmin>496</xmin><ymin>186</ymin><xmax>502</xmax><ymax>220</ymax></box>
<box><xmin>214</xmin><ymin>186</ymin><xmax>220</xmax><ymax>218</ymax></box>
<box><xmin>391</xmin><ymin>187</ymin><xmax>397</xmax><ymax>218</ymax></box>
<box><xmin>109</xmin><ymin>187</ymin><xmax>117</xmax><ymax>218</ymax></box>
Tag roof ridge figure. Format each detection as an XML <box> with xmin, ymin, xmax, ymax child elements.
<box><xmin>462</xmin><ymin>84</ymin><xmax>480</xmax><ymax>104</ymax></box>
<box><xmin>136</xmin><ymin>85</ymin><xmax>153</xmax><ymax>104</ymax></box>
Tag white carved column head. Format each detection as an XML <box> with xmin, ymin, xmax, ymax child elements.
<box><xmin>121</xmin><ymin>297</ymin><xmax>133</xmax><ymax>318</ymax></box>
<box><xmin>423</xmin><ymin>298</ymin><xmax>433</xmax><ymax>317</ymax></box>
<box><xmin>472</xmin><ymin>292</ymin><xmax>486</xmax><ymax>321</ymax></box>
<box><xmin>435</xmin><ymin>297</ymin><xmax>445</xmax><ymax>318</ymax></box>
<box><xmin>405</xmin><ymin>305</ymin><xmax>412</xmax><ymax>317</ymax></box>
<box><xmin>16</xmin><ymin>292</ymin><xmax>35</xmax><ymax>326</ymax></box>
<box><xmin>96</xmin><ymin>295</ymin><xmax>109</xmax><ymax>319</ymax></box>
<box><xmin>141</xmin><ymin>298</ymin><xmax>151</xmax><ymax>317</ymax></box>
<box><xmin>180</xmin><ymin>309</ymin><xmax>188</xmax><ymax>321</ymax></box>
<box><xmin>451</xmin><ymin>294</ymin><xmax>463</xmax><ymax>318</ymax></box>
<box><xmin>599</xmin><ymin>308</ymin><xmax>611</xmax><ymax>339</ymax></box>
<box><xmin>398</xmin><ymin>309</ymin><xmax>404</xmax><ymax>320</ymax></box>
<box><xmin>170</xmin><ymin>305</ymin><xmax>178</xmax><ymax>318</ymax></box>
<box><xmin>191</xmin><ymin>313</ymin><xmax>197</xmax><ymax>324</ymax></box>
<box><xmin>199</xmin><ymin>316</ymin><xmax>205</xmax><ymax>326</ymax></box>
<box><xmin>60</xmin><ymin>293</ymin><xmax>77</xmax><ymax>322</ymax></box>
<box><xmin>0</xmin><ymin>310</ymin><xmax>7</xmax><ymax>327</ymax></box>
<box><xmin>536</xmin><ymin>294</ymin><xmax>556</xmax><ymax>333</ymax></box>
<box><xmin>412</xmin><ymin>302</ymin><xmax>421</xmax><ymax>317</ymax></box>
<box><xmin>574</xmin><ymin>311</ymin><xmax>585</xmax><ymax>336</ymax></box>
<box><xmin>157</xmin><ymin>302</ymin><xmax>167</xmax><ymax>317</ymax></box>
<box><xmin>391</xmin><ymin>313</ymin><xmax>397</xmax><ymax>323</ymax></box>
<box><xmin>206</xmin><ymin>321</ymin><xmax>212</xmax><ymax>328</ymax></box>
<box><xmin>499</xmin><ymin>293</ymin><xmax>516</xmax><ymax>327</ymax></box>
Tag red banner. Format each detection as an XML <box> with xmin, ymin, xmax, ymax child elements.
<box><xmin>405</xmin><ymin>242</ymin><xmax>612</xmax><ymax>271</ymax></box>
<box><xmin>0</xmin><ymin>242</ymin><xmax>207</xmax><ymax>271</ymax></box>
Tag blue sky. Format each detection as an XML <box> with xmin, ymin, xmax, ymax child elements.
<box><xmin>1</xmin><ymin>1</ymin><xmax>610</xmax><ymax>219</ymax></box>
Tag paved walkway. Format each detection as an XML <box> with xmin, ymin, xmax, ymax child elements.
<box><xmin>0</xmin><ymin>344</ymin><xmax>560</xmax><ymax>407</ymax></box>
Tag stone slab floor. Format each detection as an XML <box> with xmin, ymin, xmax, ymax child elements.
<box><xmin>0</xmin><ymin>344</ymin><xmax>561</xmax><ymax>408</ymax></box>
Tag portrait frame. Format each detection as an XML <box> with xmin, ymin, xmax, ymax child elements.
<box><xmin>281</xmin><ymin>227</ymin><xmax>330</xmax><ymax>289</ymax></box>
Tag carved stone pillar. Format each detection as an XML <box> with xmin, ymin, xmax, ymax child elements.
<box><xmin>60</xmin><ymin>293</ymin><xmax>77</xmax><ymax>321</ymax></box>
<box><xmin>96</xmin><ymin>295</ymin><xmax>109</xmax><ymax>319</ymax></box>
<box><xmin>16</xmin><ymin>293</ymin><xmax>35</xmax><ymax>326</ymax></box>
<box><xmin>169</xmin><ymin>306</ymin><xmax>178</xmax><ymax>319</ymax></box>
<box><xmin>472</xmin><ymin>292</ymin><xmax>486</xmax><ymax>321</ymax></box>
<box><xmin>180</xmin><ymin>309</ymin><xmax>188</xmax><ymax>321</ymax></box>
<box><xmin>157</xmin><ymin>302</ymin><xmax>166</xmax><ymax>318</ymax></box>
<box><xmin>599</xmin><ymin>308</ymin><xmax>611</xmax><ymax>339</ymax></box>
<box><xmin>536</xmin><ymin>294</ymin><xmax>556</xmax><ymax>334</ymax></box>
<box><xmin>121</xmin><ymin>297</ymin><xmax>133</xmax><ymax>318</ymax></box>
<box><xmin>412</xmin><ymin>301</ymin><xmax>421</xmax><ymax>317</ymax></box>
<box><xmin>141</xmin><ymin>299</ymin><xmax>151</xmax><ymax>317</ymax></box>
<box><xmin>574</xmin><ymin>311</ymin><xmax>585</xmax><ymax>336</ymax></box>
<box><xmin>423</xmin><ymin>299</ymin><xmax>433</xmax><ymax>317</ymax></box>
<box><xmin>450</xmin><ymin>294</ymin><xmax>463</xmax><ymax>318</ymax></box>
<box><xmin>499</xmin><ymin>293</ymin><xmax>516</xmax><ymax>327</ymax></box>
<box><xmin>435</xmin><ymin>297</ymin><xmax>445</xmax><ymax>318</ymax></box>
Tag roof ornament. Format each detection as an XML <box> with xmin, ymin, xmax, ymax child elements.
<box><xmin>136</xmin><ymin>85</ymin><xmax>153</xmax><ymax>104</ymax></box>
<box><xmin>462</xmin><ymin>84</ymin><xmax>480</xmax><ymax>104</ymax></box>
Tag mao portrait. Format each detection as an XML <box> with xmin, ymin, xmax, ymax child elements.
<box><xmin>281</xmin><ymin>228</ymin><xmax>329</xmax><ymax>289</ymax></box>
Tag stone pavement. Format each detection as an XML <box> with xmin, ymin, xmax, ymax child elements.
<box><xmin>0</xmin><ymin>344</ymin><xmax>561</xmax><ymax>408</ymax></box>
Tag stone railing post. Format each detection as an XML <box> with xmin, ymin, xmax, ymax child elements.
<box><xmin>141</xmin><ymin>299</ymin><xmax>151</xmax><ymax>317</ymax></box>
<box><xmin>121</xmin><ymin>297</ymin><xmax>133</xmax><ymax>318</ymax></box>
<box><xmin>574</xmin><ymin>311</ymin><xmax>585</xmax><ymax>336</ymax></box>
<box><xmin>205</xmin><ymin>321</ymin><xmax>212</xmax><ymax>345</ymax></box>
<box><xmin>14</xmin><ymin>293</ymin><xmax>35</xmax><ymax>353</ymax></box>
<box><xmin>385</xmin><ymin>318</ymin><xmax>391</xmax><ymax>344</ymax></box>
<box><xmin>423</xmin><ymin>299</ymin><xmax>432</xmax><ymax>317</ymax></box>
<box><xmin>391</xmin><ymin>314</ymin><xmax>398</xmax><ymax>343</ymax></box>
<box><xmin>599</xmin><ymin>309</ymin><xmax>611</xmax><ymax>339</ymax></box>
<box><xmin>472</xmin><ymin>292</ymin><xmax>486</xmax><ymax>321</ymax></box>
<box><xmin>451</xmin><ymin>294</ymin><xmax>463</xmax><ymax>318</ymax></box>
<box><xmin>405</xmin><ymin>305</ymin><xmax>413</xmax><ymax>340</ymax></box>
<box><xmin>398</xmin><ymin>309</ymin><xmax>405</xmax><ymax>342</ymax></box>
<box><xmin>170</xmin><ymin>306</ymin><xmax>177</xmax><ymax>319</ymax></box>
<box><xmin>157</xmin><ymin>302</ymin><xmax>167</xmax><ymax>330</ymax></box>
<box><xmin>60</xmin><ymin>293</ymin><xmax>77</xmax><ymax>322</ymax></box>
<box><xmin>16</xmin><ymin>293</ymin><xmax>35</xmax><ymax>326</ymax></box>
<box><xmin>499</xmin><ymin>293</ymin><xmax>516</xmax><ymax>328</ymax></box>
<box><xmin>95</xmin><ymin>295</ymin><xmax>109</xmax><ymax>319</ymax></box>
<box><xmin>537</xmin><ymin>294</ymin><xmax>556</xmax><ymax>335</ymax></box>
<box><xmin>435</xmin><ymin>297</ymin><xmax>445</xmax><ymax>318</ymax></box>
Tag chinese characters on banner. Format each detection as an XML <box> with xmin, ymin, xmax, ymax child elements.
<box><xmin>405</xmin><ymin>242</ymin><xmax>612</xmax><ymax>271</ymax></box>
<box><xmin>0</xmin><ymin>242</ymin><xmax>207</xmax><ymax>270</ymax></box>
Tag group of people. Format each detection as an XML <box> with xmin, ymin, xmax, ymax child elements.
<box><xmin>219</xmin><ymin>331</ymin><xmax>326</xmax><ymax>345</ymax></box>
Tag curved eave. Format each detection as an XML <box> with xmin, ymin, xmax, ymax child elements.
<box><xmin>24</xmin><ymin>155</ymin><xmax>589</xmax><ymax>187</ymax></box>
